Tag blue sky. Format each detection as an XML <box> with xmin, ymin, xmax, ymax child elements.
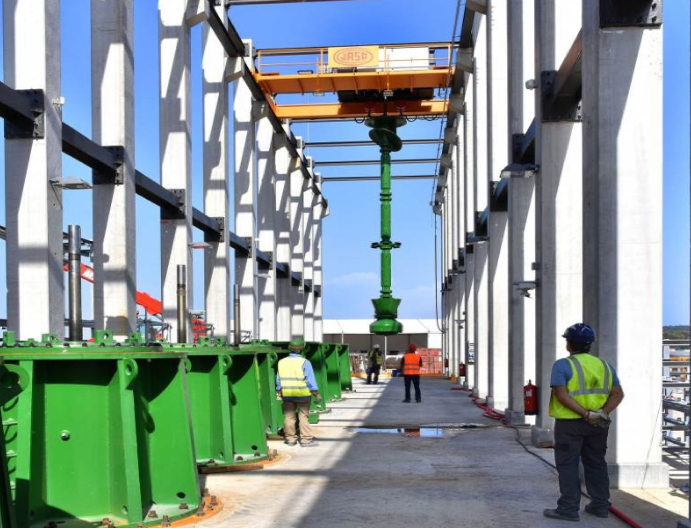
<box><xmin>0</xmin><ymin>0</ymin><xmax>687</xmax><ymax>328</ymax></box>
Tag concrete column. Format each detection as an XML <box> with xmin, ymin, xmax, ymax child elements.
<box><xmin>531</xmin><ymin>1</ymin><xmax>583</xmax><ymax>446</ymax></box>
<box><xmin>202</xmin><ymin>5</ymin><xmax>230</xmax><ymax>341</ymax></box>
<box><xmin>257</xmin><ymin>112</ymin><xmax>277</xmax><ymax>341</ymax></box>
<box><xmin>464</xmin><ymin>65</ymin><xmax>476</xmax><ymax>390</ymax></box>
<box><xmin>303</xmin><ymin>178</ymin><xmax>315</xmax><ymax>341</ymax></box>
<box><xmin>505</xmin><ymin>0</ymin><xmax>536</xmax><ymax>423</ymax></box>
<box><xmin>91</xmin><ymin>0</ymin><xmax>136</xmax><ymax>338</ymax></box>
<box><xmin>289</xmin><ymin>142</ymin><xmax>305</xmax><ymax>338</ymax></box>
<box><xmin>313</xmin><ymin>184</ymin><xmax>324</xmax><ymax>342</ymax></box>
<box><xmin>486</xmin><ymin>0</ymin><xmax>510</xmax><ymax>411</ymax></box>
<box><xmin>233</xmin><ymin>48</ymin><xmax>259</xmax><ymax>341</ymax></box>
<box><xmin>274</xmin><ymin>135</ymin><xmax>292</xmax><ymax>341</ymax></box>
<box><xmin>159</xmin><ymin>0</ymin><xmax>192</xmax><ymax>342</ymax></box>
<box><xmin>473</xmin><ymin>17</ymin><xmax>490</xmax><ymax>399</ymax></box>
<box><xmin>582</xmin><ymin>0</ymin><xmax>667</xmax><ymax>487</ymax></box>
<box><xmin>3</xmin><ymin>0</ymin><xmax>63</xmax><ymax>339</ymax></box>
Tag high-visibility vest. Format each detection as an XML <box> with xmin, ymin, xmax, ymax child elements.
<box><xmin>278</xmin><ymin>356</ymin><xmax>311</xmax><ymax>398</ymax></box>
<box><xmin>368</xmin><ymin>350</ymin><xmax>383</xmax><ymax>366</ymax></box>
<box><xmin>549</xmin><ymin>353</ymin><xmax>614</xmax><ymax>419</ymax></box>
<box><xmin>402</xmin><ymin>353</ymin><xmax>421</xmax><ymax>375</ymax></box>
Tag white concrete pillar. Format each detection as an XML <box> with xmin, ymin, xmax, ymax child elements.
<box><xmin>159</xmin><ymin>0</ymin><xmax>193</xmax><ymax>341</ymax></box>
<box><xmin>531</xmin><ymin>1</ymin><xmax>583</xmax><ymax>446</ymax></box>
<box><xmin>473</xmin><ymin>17</ymin><xmax>490</xmax><ymax>399</ymax></box>
<box><xmin>313</xmin><ymin>183</ymin><xmax>324</xmax><ymax>342</ymax></box>
<box><xmin>303</xmin><ymin>178</ymin><xmax>315</xmax><ymax>341</ymax></box>
<box><xmin>257</xmin><ymin>112</ymin><xmax>277</xmax><ymax>341</ymax></box>
<box><xmin>91</xmin><ymin>0</ymin><xmax>137</xmax><ymax>339</ymax></box>
<box><xmin>464</xmin><ymin>64</ymin><xmax>476</xmax><ymax>390</ymax></box>
<box><xmin>289</xmin><ymin>140</ymin><xmax>305</xmax><ymax>338</ymax></box>
<box><xmin>233</xmin><ymin>48</ymin><xmax>259</xmax><ymax>340</ymax></box>
<box><xmin>454</xmin><ymin>123</ymin><xmax>467</xmax><ymax>377</ymax></box>
<box><xmin>581</xmin><ymin>0</ymin><xmax>667</xmax><ymax>487</ymax></box>
<box><xmin>486</xmin><ymin>0</ymin><xmax>510</xmax><ymax>411</ymax></box>
<box><xmin>3</xmin><ymin>0</ymin><xmax>64</xmax><ymax>339</ymax></box>
<box><xmin>274</xmin><ymin>134</ymin><xmax>292</xmax><ymax>341</ymax></box>
<box><xmin>202</xmin><ymin>5</ymin><xmax>230</xmax><ymax>341</ymax></box>
<box><xmin>505</xmin><ymin>0</ymin><xmax>536</xmax><ymax>423</ymax></box>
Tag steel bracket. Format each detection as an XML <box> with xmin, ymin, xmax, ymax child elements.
<box><xmin>242</xmin><ymin>236</ymin><xmax>253</xmax><ymax>258</ymax></box>
<box><xmin>4</xmin><ymin>89</ymin><xmax>45</xmax><ymax>139</ymax></box>
<box><xmin>161</xmin><ymin>188</ymin><xmax>186</xmax><ymax>219</ymax></box>
<box><xmin>93</xmin><ymin>146</ymin><xmax>125</xmax><ymax>185</ymax></box>
<box><xmin>541</xmin><ymin>71</ymin><xmax>582</xmax><ymax>123</ymax></box>
<box><xmin>205</xmin><ymin>217</ymin><xmax>225</xmax><ymax>243</ymax></box>
<box><xmin>600</xmin><ymin>0</ymin><xmax>662</xmax><ymax>27</ymax></box>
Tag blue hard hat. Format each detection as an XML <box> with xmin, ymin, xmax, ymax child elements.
<box><xmin>562</xmin><ymin>323</ymin><xmax>596</xmax><ymax>345</ymax></box>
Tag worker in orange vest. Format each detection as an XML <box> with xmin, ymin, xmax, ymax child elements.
<box><xmin>400</xmin><ymin>343</ymin><xmax>422</xmax><ymax>403</ymax></box>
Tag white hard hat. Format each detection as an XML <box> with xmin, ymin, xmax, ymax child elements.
<box><xmin>373</xmin><ymin>344</ymin><xmax>380</xmax><ymax>349</ymax></box>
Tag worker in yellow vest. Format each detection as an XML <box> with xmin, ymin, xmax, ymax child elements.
<box><xmin>276</xmin><ymin>339</ymin><xmax>321</xmax><ymax>447</ymax></box>
<box><xmin>366</xmin><ymin>344</ymin><xmax>384</xmax><ymax>384</ymax></box>
<box><xmin>400</xmin><ymin>343</ymin><xmax>423</xmax><ymax>403</ymax></box>
<box><xmin>543</xmin><ymin>324</ymin><xmax>624</xmax><ymax>523</ymax></box>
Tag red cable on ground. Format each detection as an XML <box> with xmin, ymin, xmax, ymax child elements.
<box><xmin>454</xmin><ymin>384</ymin><xmax>642</xmax><ymax>528</ymax></box>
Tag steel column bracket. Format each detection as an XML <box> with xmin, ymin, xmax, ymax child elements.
<box><xmin>242</xmin><ymin>236</ymin><xmax>253</xmax><ymax>258</ymax></box>
<box><xmin>204</xmin><ymin>217</ymin><xmax>225</xmax><ymax>243</ymax></box>
<box><xmin>600</xmin><ymin>0</ymin><xmax>662</xmax><ymax>27</ymax></box>
<box><xmin>490</xmin><ymin>179</ymin><xmax>509</xmax><ymax>212</ymax></box>
<box><xmin>93</xmin><ymin>146</ymin><xmax>125</xmax><ymax>185</ymax></box>
<box><xmin>4</xmin><ymin>89</ymin><xmax>45</xmax><ymax>139</ymax></box>
<box><xmin>161</xmin><ymin>188</ymin><xmax>186</xmax><ymax>219</ymax></box>
<box><xmin>541</xmin><ymin>71</ymin><xmax>582</xmax><ymax>123</ymax></box>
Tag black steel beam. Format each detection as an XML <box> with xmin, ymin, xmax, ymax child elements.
<box><xmin>513</xmin><ymin>120</ymin><xmax>536</xmax><ymax>164</ymax></box>
<box><xmin>0</xmin><ymin>82</ymin><xmax>40</xmax><ymax>131</ymax></box>
<box><xmin>490</xmin><ymin>178</ymin><xmax>509</xmax><ymax>212</ymax></box>
<box><xmin>276</xmin><ymin>261</ymin><xmax>290</xmax><ymax>277</ymax></box>
<box><xmin>228</xmin><ymin>231</ymin><xmax>250</xmax><ymax>254</ymax></box>
<box><xmin>305</xmin><ymin>139</ymin><xmax>442</xmax><ymax>148</ymax></box>
<box><xmin>191</xmin><ymin>208</ymin><xmax>222</xmax><ymax>237</ymax></box>
<box><xmin>303</xmin><ymin>278</ymin><xmax>312</xmax><ymax>293</ymax></box>
<box><xmin>256</xmin><ymin>249</ymin><xmax>272</xmax><ymax>269</ymax></box>
<box><xmin>542</xmin><ymin>31</ymin><xmax>583</xmax><ymax>122</ymax></box>
<box><xmin>315</xmin><ymin>158</ymin><xmax>439</xmax><ymax>167</ymax></box>
<box><xmin>63</xmin><ymin>124</ymin><xmax>121</xmax><ymax>175</ymax></box>
<box><xmin>322</xmin><ymin>175</ymin><xmax>436</xmax><ymax>182</ymax></box>
<box><xmin>134</xmin><ymin>171</ymin><xmax>183</xmax><ymax>213</ymax></box>
<box><xmin>290</xmin><ymin>271</ymin><xmax>302</xmax><ymax>286</ymax></box>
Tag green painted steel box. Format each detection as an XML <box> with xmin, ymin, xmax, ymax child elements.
<box><xmin>0</xmin><ymin>363</ymin><xmax>26</xmax><ymax>528</ymax></box>
<box><xmin>1</xmin><ymin>332</ymin><xmax>201</xmax><ymax>528</ymax></box>
<box><xmin>255</xmin><ymin>349</ymin><xmax>283</xmax><ymax>435</ymax></box>
<box><xmin>162</xmin><ymin>341</ymin><xmax>269</xmax><ymax>467</ymax></box>
<box><xmin>323</xmin><ymin>343</ymin><xmax>343</xmax><ymax>402</ymax></box>
<box><xmin>337</xmin><ymin>344</ymin><xmax>353</xmax><ymax>391</ymax></box>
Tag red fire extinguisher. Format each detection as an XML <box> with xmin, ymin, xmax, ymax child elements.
<box><xmin>524</xmin><ymin>380</ymin><xmax>538</xmax><ymax>416</ymax></box>
<box><xmin>459</xmin><ymin>363</ymin><xmax>466</xmax><ymax>377</ymax></box>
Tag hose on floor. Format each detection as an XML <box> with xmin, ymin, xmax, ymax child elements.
<box><xmin>457</xmin><ymin>386</ymin><xmax>643</xmax><ymax>528</ymax></box>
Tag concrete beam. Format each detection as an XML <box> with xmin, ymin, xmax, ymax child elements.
<box><xmin>581</xmin><ymin>0</ymin><xmax>667</xmax><ymax>488</ymax></box>
<box><xmin>3</xmin><ymin>0</ymin><xmax>64</xmax><ymax>339</ymax></box>
<box><xmin>91</xmin><ymin>0</ymin><xmax>137</xmax><ymax>339</ymax></box>
<box><xmin>159</xmin><ymin>0</ymin><xmax>193</xmax><ymax>342</ymax></box>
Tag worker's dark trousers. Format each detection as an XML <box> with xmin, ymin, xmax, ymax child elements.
<box><xmin>554</xmin><ymin>419</ymin><xmax>610</xmax><ymax>516</ymax></box>
<box><xmin>403</xmin><ymin>375</ymin><xmax>421</xmax><ymax>402</ymax></box>
<box><xmin>366</xmin><ymin>366</ymin><xmax>381</xmax><ymax>384</ymax></box>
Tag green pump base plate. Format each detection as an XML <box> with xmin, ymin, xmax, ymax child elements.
<box><xmin>369</xmin><ymin>317</ymin><xmax>403</xmax><ymax>335</ymax></box>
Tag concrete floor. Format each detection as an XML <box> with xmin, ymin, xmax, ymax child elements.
<box><xmin>193</xmin><ymin>378</ymin><xmax>687</xmax><ymax>528</ymax></box>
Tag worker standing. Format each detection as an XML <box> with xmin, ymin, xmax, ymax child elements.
<box><xmin>400</xmin><ymin>343</ymin><xmax>423</xmax><ymax>403</ymax></box>
<box><xmin>366</xmin><ymin>344</ymin><xmax>384</xmax><ymax>384</ymax></box>
<box><xmin>543</xmin><ymin>323</ymin><xmax>624</xmax><ymax>522</ymax></box>
<box><xmin>276</xmin><ymin>338</ymin><xmax>321</xmax><ymax>447</ymax></box>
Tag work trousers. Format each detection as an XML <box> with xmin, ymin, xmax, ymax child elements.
<box><xmin>403</xmin><ymin>375</ymin><xmax>421</xmax><ymax>402</ymax></box>
<box><xmin>367</xmin><ymin>365</ymin><xmax>381</xmax><ymax>384</ymax></box>
<box><xmin>282</xmin><ymin>400</ymin><xmax>313</xmax><ymax>444</ymax></box>
<box><xmin>554</xmin><ymin>419</ymin><xmax>610</xmax><ymax>516</ymax></box>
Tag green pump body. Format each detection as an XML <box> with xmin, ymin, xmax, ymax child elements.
<box><xmin>366</xmin><ymin>116</ymin><xmax>406</xmax><ymax>335</ymax></box>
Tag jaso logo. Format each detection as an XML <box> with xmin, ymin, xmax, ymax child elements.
<box><xmin>334</xmin><ymin>47</ymin><xmax>375</xmax><ymax>66</ymax></box>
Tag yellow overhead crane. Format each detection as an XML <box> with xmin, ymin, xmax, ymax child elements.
<box><xmin>252</xmin><ymin>42</ymin><xmax>454</xmax><ymax>120</ymax></box>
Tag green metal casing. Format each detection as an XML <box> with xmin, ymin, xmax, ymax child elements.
<box><xmin>163</xmin><ymin>341</ymin><xmax>269</xmax><ymax>467</ymax></box>
<box><xmin>322</xmin><ymin>343</ymin><xmax>343</xmax><ymax>402</ymax></box>
<box><xmin>1</xmin><ymin>332</ymin><xmax>201</xmax><ymax>528</ymax></box>
<box><xmin>336</xmin><ymin>344</ymin><xmax>353</xmax><ymax>392</ymax></box>
<box><xmin>0</xmin><ymin>363</ymin><xmax>27</xmax><ymax>528</ymax></box>
<box><xmin>255</xmin><ymin>350</ymin><xmax>284</xmax><ymax>435</ymax></box>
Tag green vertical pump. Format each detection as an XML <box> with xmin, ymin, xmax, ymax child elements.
<box><xmin>367</xmin><ymin>115</ymin><xmax>406</xmax><ymax>335</ymax></box>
